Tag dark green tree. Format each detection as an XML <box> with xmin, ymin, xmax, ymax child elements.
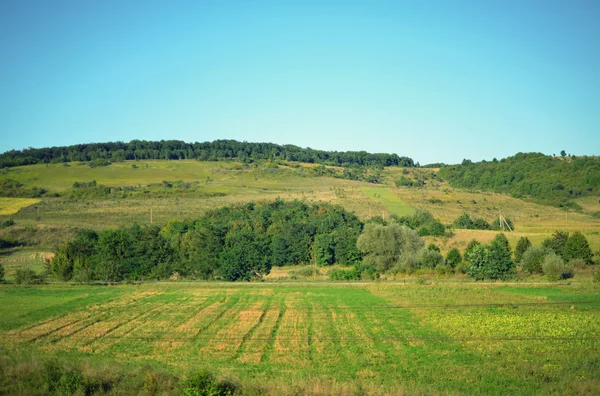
<box><xmin>542</xmin><ymin>231</ymin><xmax>569</xmax><ymax>259</ymax></box>
<box><xmin>492</xmin><ymin>233</ymin><xmax>511</xmax><ymax>255</ymax></box>
<box><xmin>445</xmin><ymin>248</ymin><xmax>462</xmax><ymax>268</ymax></box>
<box><xmin>514</xmin><ymin>237</ymin><xmax>532</xmax><ymax>263</ymax></box>
<box><xmin>564</xmin><ymin>231</ymin><xmax>593</xmax><ymax>264</ymax></box>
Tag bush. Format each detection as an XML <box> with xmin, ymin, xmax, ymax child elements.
<box><xmin>0</xmin><ymin>263</ymin><xmax>4</xmax><ymax>282</ymax></box>
<box><xmin>542</xmin><ymin>253</ymin><xmax>573</xmax><ymax>281</ymax></box>
<box><xmin>491</xmin><ymin>216</ymin><xmax>514</xmax><ymax>231</ymax></box>
<box><xmin>445</xmin><ymin>248</ymin><xmax>462</xmax><ymax>268</ymax></box>
<box><xmin>289</xmin><ymin>266</ymin><xmax>320</xmax><ymax>278</ymax></box>
<box><xmin>181</xmin><ymin>370</ymin><xmax>238</xmax><ymax>396</ymax></box>
<box><xmin>0</xmin><ymin>219</ymin><xmax>15</xmax><ymax>228</ymax></box>
<box><xmin>593</xmin><ymin>269</ymin><xmax>600</xmax><ymax>283</ymax></box>
<box><xmin>328</xmin><ymin>268</ymin><xmax>361</xmax><ymax>281</ymax></box>
<box><xmin>520</xmin><ymin>246</ymin><xmax>552</xmax><ymax>274</ymax></box>
<box><xmin>15</xmin><ymin>268</ymin><xmax>45</xmax><ymax>284</ymax></box>
<box><xmin>417</xmin><ymin>248</ymin><xmax>443</xmax><ymax>269</ymax></box>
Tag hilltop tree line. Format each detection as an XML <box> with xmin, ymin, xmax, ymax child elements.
<box><xmin>438</xmin><ymin>152</ymin><xmax>600</xmax><ymax>204</ymax></box>
<box><xmin>0</xmin><ymin>139</ymin><xmax>415</xmax><ymax>169</ymax></box>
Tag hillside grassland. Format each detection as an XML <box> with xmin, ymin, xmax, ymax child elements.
<box><xmin>0</xmin><ymin>283</ymin><xmax>599</xmax><ymax>394</ymax></box>
<box><xmin>1</xmin><ymin>160</ymin><xmax>599</xmax><ymax>255</ymax></box>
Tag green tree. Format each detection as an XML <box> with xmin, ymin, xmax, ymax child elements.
<box><xmin>564</xmin><ymin>231</ymin><xmax>593</xmax><ymax>264</ymax></box>
<box><xmin>464</xmin><ymin>239</ymin><xmax>480</xmax><ymax>257</ymax></box>
<box><xmin>356</xmin><ymin>223</ymin><xmax>423</xmax><ymax>272</ymax></box>
<box><xmin>492</xmin><ymin>233</ymin><xmax>511</xmax><ymax>255</ymax></box>
<box><xmin>542</xmin><ymin>231</ymin><xmax>569</xmax><ymax>259</ymax></box>
<box><xmin>51</xmin><ymin>243</ymin><xmax>75</xmax><ymax>281</ymax></box>
<box><xmin>560</xmin><ymin>150</ymin><xmax>566</xmax><ymax>157</ymax></box>
<box><xmin>220</xmin><ymin>230</ymin><xmax>271</xmax><ymax>281</ymax></box>
<box><xmin>520</xmin><ymin>246</ymin><xmax>552</xmax><ymax>274</ymax></box>
<box><xmin>314</xmin><ymin>233</ymin><xmax>335</xmax><ymax>266</ymax></box>
<box><xmin>466</xmin><ymin>240</ymin><xmax>514</xmax><ymax>280</ymax></box>
<box><xmin>514</xmin><ymin>237</ymin><xmax>532</xmax><ymax>263</ymax></box>
<box><xmin>445</xmin><ymin>248</ymin><xmax>462</xmax><ymax>268</ymax></box>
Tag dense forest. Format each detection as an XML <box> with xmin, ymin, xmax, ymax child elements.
<box><xmin>0</xmin><ymin>139</ymin><xmax>414</xmax><ymax>168</ymax></box>
<box><xmin>438</xmin><ymin>153</ymin><xmax>600</xmax><ymax>204</ymax></box>
<box><xmin>51</xmin><ymin>200</ymin><xmax>364</xmax><ymax>282</ymax></box>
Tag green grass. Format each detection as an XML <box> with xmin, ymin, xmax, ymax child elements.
<box><xmin>0</xmin><ymin>249</ymin><xmax>50</xmax><ymax>281</ymax></box>
<box><xmin>363</xmin><ymin>187</ymin><xmax>414</xmax><ymax>217</ymax></box>
<box><xmin>0</xmin><ymin>283</ymin><xmax>598</xmax><ymax>394</ymax></box>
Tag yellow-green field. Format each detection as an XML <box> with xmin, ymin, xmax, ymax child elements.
<box><xmin>0</xmin><ymin>283</ymin><xmax>598</xmax><ymax>394</ymax></box>
<box><xmin>0</xmin><ymin>197</ymin><xmax>40</xmax><ymax>215</ymax></box>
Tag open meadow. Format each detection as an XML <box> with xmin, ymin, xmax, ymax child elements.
<box><xmin>1</xmin><ymin>282</ymin><xmax>599</xmax><ymax>394</ymax></box>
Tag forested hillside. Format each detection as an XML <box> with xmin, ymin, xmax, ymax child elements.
<box><xmin>0</xmin><ymin>139</ymin><xmax>414</xmax><ymax>168</ymax></box>
<box><xmin>438</xmin><ymin>153</ymin><xmax>600</xmax><ymax>204</ymax></box>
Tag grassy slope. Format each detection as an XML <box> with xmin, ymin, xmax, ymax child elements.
<box><xmin>0</xmin><ymin>283</ymin><xmax>598</xmax><ymax>394</ymax></box>
<box><xmin>0</xmin><ymin>160</ymin><xmax>599</xmax><ymax>253</ymax></box>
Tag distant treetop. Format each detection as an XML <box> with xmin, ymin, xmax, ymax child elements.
<box><xmin>0</xmin><ymin>139</ymin><xmax>414</xmax><ymax>169</ymax></box>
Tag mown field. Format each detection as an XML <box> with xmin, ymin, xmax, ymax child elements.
<box><xmin>1</xmin><ymin>160</ymin><xmax>599</xmax><ymax>255</ymax></box>
<box><xmin>0</xmin><ymin>283</ymin><xmax>598</xmax><ymax>394</ymax></box>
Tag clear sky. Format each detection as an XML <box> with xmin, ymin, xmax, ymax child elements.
<box><xmin>1</xmin><ymin>0</ymin><xmax>598</xmax><ymax>164</ymax></box>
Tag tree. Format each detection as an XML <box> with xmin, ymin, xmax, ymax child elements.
<box><xmin>564</xmin><ymin>231</ymin><xmax>593</xmax><ymax>264</ymax></box>
<box><xmin>464</xmin><ymin>239</ymin><xmax>480</xmax><ymax>257</ymax></box>
<box><xmin>560</xmin><ymin>150</ymin><xmax>566</xmax><ymax>157</ymax></box>
<box><xmin>356</xmin><ymin>223</ymin><xmax>423</xmax><ymax>272</ymax></box>
<box><xmin>492</xmin><ymin>233</ymin><xmax>511</xmax><ymax>255</ymax></box>
<box><xmin>542</xmin><ymin>231</ymin><xmax>569</xmax><ymax>259</ymax></box>
<box><xmin>514</xmin><ymin>237</ymin><xmax>531</xmax><ymax>263</ymax></box>
<box><xmin>220</xmin><ymin>230</ymin><xmax>271</xmax><ymax>281</ymax></box>
<box><xmin>51</xmin><ymin>243</ymin><xmax>75</xmax><ymax>281</ymax></box>
<box><xmin>445</xmin><ymin>248</ymin><xmax>462</xmax><ymax>268</ymax></box>
<box><xmin>520</xmin><ymin>246</ymin><xmax>552</xmax><ymax>274</ymax></box>
<box><xmin>314</xmin><ymin>233</ymin><xmax>335</xmax><ymax>266</ymax></box>
<box><xmin>466</xmin><ymin>240</ymin><xmax>514</xmax><ymax>280</ymax></box>
<box><xmin>0</xmin><ymin>263</ymin><xmax>4</xmax><ymax>282</ymax></box>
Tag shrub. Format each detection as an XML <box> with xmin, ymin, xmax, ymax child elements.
<box><xmin>15</xmin><ymin>268</ymin><xmax>45</xmax><ymax>284</ymax></box>
<box><xmin>181</xmin><ymin>370</ymin><xmax>238</xmax><ymax>396</ymax></box>
<box><xmin>593</xmin><ymin>269</ymin><xmax>600</xmax><ymax>283</ymax></box>
<box><xmin>328</xmin><ymin>268</ymin><xmax>361</xmax><ymax>281</ymax></box>
<box><xmin>445</xmin><ymin>248</ymin><xmax>462</xmax><ymax>268</ymax></box>
<box><xmin>417</xmin><ymin>248</ymin><xmax>443</xmax><ymax>269</ymax></box>
<box><xmin>0</xmin><ymin>263</ymin><xmax>4</xmax><ymax>282</ymax></box>
<box><xmin>568</xmin><ymin>258</ymin><xmax>586</xmax><ymax>270</ymax></box>
<box><xmin>542</xmin><ymin>253</ymin><xmax>573</xmax><ymax>281</ymax></box>
<box><xmin>491</xmin><ymin>216</ymin><xmax>514</xmax><ymax>231</ymax></box>
<box><xmin>289</xmin><ymin>266</ymin><xmax>320</xmax><ymax>278</ymax></box>
<box><xmin>0</xmin><ymin>219</ymin><xmax>15</xmax><ymax>228</ymax></box>
<box><xmin>520</xmin><ymin>246</ymin><xmax>552</xmax><ymax>274</ymax></box>
<box><xmin>564</xmin><ymin>231</ymin><xmax>593</xmax><ymax>264</ymax></box>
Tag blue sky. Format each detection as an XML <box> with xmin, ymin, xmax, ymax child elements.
<box><xmin>0</xmin><ymin>0</ymin><xmax>598</xmax><ymax>164</ymax></box>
